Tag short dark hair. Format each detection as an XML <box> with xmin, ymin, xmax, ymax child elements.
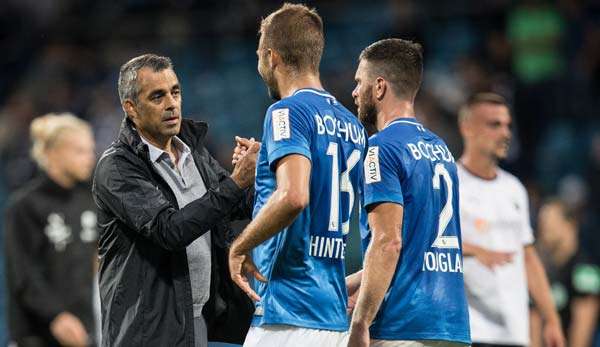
<box><xmin>359</xmin><ymin>38</ymin><xmax>423</xmax><ymax>100</ymax></box>
<box><xmin>118</xmin><ymin>54</ymin><xmax>173</xmax><ymax>104</ymax></box>
<box><xmin>259</xmin><ymin>3</ymin><xmax>324</xmax><ymax>73</ymax></box>
<box><xmin>459</xmin><ymin>92</ymin><xmax>508</xmax><ymax>122</ymax></box>
<box><xmin>465</xmin><ymin>92</ymin><xmax>507</xmax><ymax>107</ymax></box>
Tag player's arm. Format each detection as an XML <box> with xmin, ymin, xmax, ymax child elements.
<box><xmin>349</xmin><ymin>203</ymin><xmax>402</xmax><ymax>341</ymax></box>
<box><xmin>229</xmin><ymin>154</ymin><xmax>311</xmax><ymax>300</ymax></box>
<box><xmin>569</xmin><ymin>295</ymin><xmax>599</xmax><ymax>347</ymax></box>
<box><xmin>525</xmin><ymin>245</ymin><xmax>565</xmax><ymax>347</ymax></box>
<box><xmin>346</xmin><ymin>270</ymin><xmax>363</xmax><ymax>315</ymax></box>
<box><xmin>346</xmin><ymin>270</ymin><xmax>363</xmax><ymax>296</ymax></box>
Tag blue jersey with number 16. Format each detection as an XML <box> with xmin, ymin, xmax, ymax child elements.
<box><xmin>251</xmin><ymin>88</ymin><xmax>367</xmax><ymax>331</ymax></box>
<box><xmin>361</xmin><ymin>117</ymin><xmax>470</xmax><ymax>343</ymax></box>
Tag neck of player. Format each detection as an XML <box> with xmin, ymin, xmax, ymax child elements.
<box><xmin>377</xmin><ymin>99</ymin><xmax>415</xmax><ymax>131</ymax></box>
<box><xmin>459</xmin><ymin>149</ymin><xmax>498</xmax><ymax>180</ymax></box>
<box><xmin>278</xmin><ymin>71</ymin><xmax>323</xmax><ymax>99</ymax></box>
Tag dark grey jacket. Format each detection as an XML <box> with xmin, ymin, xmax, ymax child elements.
<box><xmin>92</xmin><ymin>117</ymin><xmax>254</xmax><ymax>347</ymax></box>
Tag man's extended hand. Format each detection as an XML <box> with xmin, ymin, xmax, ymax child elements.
<box><xmin>229</xmin><ymin>244</ymin><xmax>267</xmax><ymax>301</ymax></box>
<box><xmin>50</xmin><ymin>311</ymin><xmax>89</xmax><ymax>347</ymax></box>
<box><xmin>232</xmin><ymin>136</ymin><xmax>259</xmax><ymax>165</ymax></box>
<box><xmin>474</xmin><ymin>246</ymin><xmax>514</xmax><ymax>269</ymax></box>
<box><xmin>347</xmin><ymin>287</ymin><xmax>360</xmax><ymax>316</ymax></box>
<box><xmin>230</xmin><ymin>138</ymin><xmax>260</xmax><ymax>189</ymax></box>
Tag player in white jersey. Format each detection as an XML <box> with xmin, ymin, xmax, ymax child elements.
<box><xmin>457</xmin><ymin>93</ymin><xmax>565</xmax><ymax>347</ymax></box>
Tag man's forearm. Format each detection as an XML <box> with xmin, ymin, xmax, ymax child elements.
<box><xmin>569</xmin><ymin>296</ymin><xmax>599</xmax><ymax>347</ymax></box>
<box><xmin>347</xmin><ymin>270</ymin><xmax>363</xmax><ymax>294</ymax></box>
<box><xmin>352</xmin><ymin>235</ymin><xmax>400</xmax><ymax>327</ymax></box>
<box><xmin>525</xmin><ymin>246</ymin><xmax>560</xmax><ymax>323</ymax></box>
<box><xmin>231</xmin><ymin>188</ymin><xmax>305</xmax><ymax>254</ymax></box>
<box><xmin>462</xmin><ymin>242</ymin><xmax>480</xmax><ymax>257</ymax></box>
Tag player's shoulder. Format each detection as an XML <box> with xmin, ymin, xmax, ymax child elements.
<box><xmin>367</xmin><ymin>131</ymin><xmax>388</xmax><ymax>147</ymax></box>
<box><xmin>266</xmin><ymin>95</ymin><xmax>310</xmax><ymax>120</ymax></box>
<box><xmin>497</xmin><ymin>168</ymin><xmax>528</xmax><ymax>194</ymax></box>
<box><xmin>382</xmin><ymin>118</ymin><xmax>432</xmax><ymax>141</ymax></box>
<box><xmin>367</xmin><ymin>132</ymin><xmax>402</xmax><ymax>162</ymax></box>
<box><xmin>6</xmin><ymin>177</ymin><xmax>44</xmax><ymax>211</ymax></box>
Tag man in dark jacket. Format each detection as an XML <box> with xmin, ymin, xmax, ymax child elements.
<box><xmin>92</xmin><ymin>54</ymin><xmax>255</xmax><ymax>347</ymax></box>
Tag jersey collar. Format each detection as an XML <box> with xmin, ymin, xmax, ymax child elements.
<box><xmin>292</xmin><ymin>88</ymin><xmax>334</xmax><ymax>99</ymax></box>
<box><xmin>385</xmin><ymin>117</ymin><xmax>422</xmax><ymax>129</ymax></box>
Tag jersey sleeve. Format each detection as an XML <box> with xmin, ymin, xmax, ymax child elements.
<box><xmin>263</xmin><ymin>102</ymin><xmax>312</xmax><ymax>171</ymax></box>
<box><xmin>517</xmin><ymin>183</ymin><xmax>535</xmax><ymax>245</ymax></box>
<box><xmin>362</xmin><ymin>137</ymin><xmax>404</xmax><ymax>208</ymax></box>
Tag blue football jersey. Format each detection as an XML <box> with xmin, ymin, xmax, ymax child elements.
<box><xmin>252</xmin><ymin>88</ymin><xmax>367</xmax><ymax>331</ymax></box>
<box><xmin>361</xmin><ymin>118</ymin><xmax>470</xmax><ymax>343</ymax></box>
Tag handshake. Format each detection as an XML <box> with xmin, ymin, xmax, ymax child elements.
<box><xmin>229</xmin><ymin>136</ymin><xmax>261</xmax><ymax>189</ymax></box>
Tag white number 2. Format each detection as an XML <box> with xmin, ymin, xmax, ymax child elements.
<box><xmin>431</xmin><ymin>163</ymin><xmax>459</xmax><ymax>249</ymax></box>
<box><xmin>326</xmin><ymin>142</ymin><xmax>361</xmax><ymax>235</ymax></box>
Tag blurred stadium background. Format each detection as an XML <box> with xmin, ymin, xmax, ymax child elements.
<box><xmin>0</xmin><ymin>0</ymin><xmax>599</xmax><ymax>345</ymax></box>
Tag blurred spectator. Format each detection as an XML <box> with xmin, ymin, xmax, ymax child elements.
<box><xmin>4</xmin><ymin>113</ymin><xmax>99</xmax><ymax>347</ymax></box>
<box><xmin>531</xmin><ymin>199</ymin><xmax>600</xmax><ymax>347</ymax></box>
<box><xmin>507</xmin><ymin>0</ymin><xmax>566</xmax><ymax>84</ymax></box>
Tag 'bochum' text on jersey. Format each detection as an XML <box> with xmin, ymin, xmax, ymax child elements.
<box><xmin>252</xmin><ymin>88</ymin><xmax>366</xmax><ymax>331</ymax></box>
<box><xmin>361</xmin><ymin>117</ymin><xmax>470</xmax><ymax>343</ymax></box>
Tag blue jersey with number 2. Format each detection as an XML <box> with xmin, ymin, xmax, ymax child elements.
<box><xmin>361</xmin><ymin>118</ymin><xmax>470</xmax><ymax>343</ymax></box>
<box><xmin>251</xmin><ymin>88</ymin><xmax>367</xmax><ymax>331</ymax></box>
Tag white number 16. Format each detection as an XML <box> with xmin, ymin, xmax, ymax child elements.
<box><xmin>326</xmin><ymin>142</ymin><xmax>361</xmax><ymax>235</ymax></box>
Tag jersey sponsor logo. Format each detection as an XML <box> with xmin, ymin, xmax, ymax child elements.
<box><xmin>422</xmin><ymin>251</ymin><xmax>463</xmax><ymax>273</ymax></box>
<box><xmin>309</xmin><ymin>235</ymin><xmax>346</xmax><ymax>259</ymax></box>
<box><xmin>45</xmin><ymin>213</ymin><xmax>72</xmax><ymax>252</ymax></box>
<box><xmin>80</xmin><ymin>210</ymin><xmax>98</xmax><ymax>242</ymax></box>
<box><xmin>314</xmin><ymin>114</ymin><xmax>366</xmax><ymax>146</ymax></box>
<box><xmin>364</xmin><ymin>146</ymin><xmax>381</xmax><ymax>184</ymax></box>
<box><xmin>573</xmin><ymin>264</ymin><xmax>600</xmax><ymax>294</ymax></box>
<box><xmin>272</xmin><ymin>108</ymin><xmax>290</xmax><ymax>141</ymax></box>
<box><xmin>407</xmin><ymin>141</ymin><xmax>455</xmax><ymax>163</ymax></box>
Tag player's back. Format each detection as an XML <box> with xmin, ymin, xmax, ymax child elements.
<box><xmin>362</xmin><ymin>118</ymin><xmax>470</xmax><ymax>343</ymax></box>
<box><xmin>252</xmin><ymin>88</ymin><xmax>366</xmax><ymax>331</ymax></box>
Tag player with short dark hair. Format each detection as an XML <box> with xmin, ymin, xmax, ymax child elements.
<box><xmin>94</xmin><ymin>53</ymin><xmax>257</xmax><ymax>347</ymax></box>
<box><xmin>347</xmin><ymin>38</ymin><xmax>471</xmax><ymax>347</ymax></box>
<box><xmin>228</xmin><ymin>3</ymin><xmax>366</xmax><ymax>346</ymax></box>
<box><xmin>458</xmin><ymin>92</ymin><xmax>565</xmax><ymax>347</ymax></box>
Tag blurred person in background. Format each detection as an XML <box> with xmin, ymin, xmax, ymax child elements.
<box><xmin>457</xmin><ymin>93</ymin><xmax>564</xmax><ymax>347</ymax></box>
<box><xmin>531</xmin><ymin>199</ymin><xmax>599</xmax><ymax>347</ymax></box>
<box><xmin>92</xmin><ymin>54</ymin><xmax>256</xmax><ymax>347</ymax></box>
<box><xmin>4</xmin><ymin>113</ymin><xmax>98</xmax><ymax>347</ymax></box>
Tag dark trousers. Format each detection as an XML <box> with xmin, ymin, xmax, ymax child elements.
<box><xmin>15</xmin><ymin>336</ymin><xmax>59</xmax><ymax>347</ymax></box>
